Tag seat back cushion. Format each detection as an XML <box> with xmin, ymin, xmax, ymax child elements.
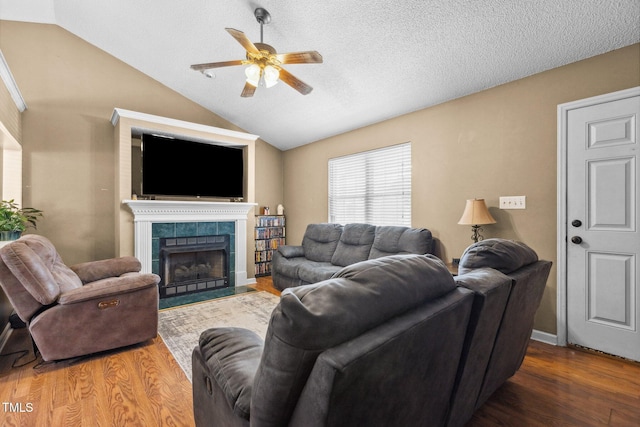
<box><xmin>458</xmin><ymin>238</ymin><xmax>538</xmax><ymax>275</ymax></box>
<box><xmin>447</xmin><ymin>268</ymin><xmax>513</xmax><ymax>427</ymax></box>
<box><xmin>369</xmin><ymin>226</ymin><xmax>433</xmax><ymax>259</ymax></box>
<box><xmin>301</xmin><ymin>223</ymin><xmax>343</xmax><ymax>262</ymax></box>
<box><xmin>475</xmin><ymin>260</ymin><xmax>552</xmax><ymax>408</ymax></box>
<box><xmin>0</xmin><ymin>235</ymin><xmax>82</xmax><ymax>320</ymax></box>
<box><xmin>250</xmin><ymin>254</ymin><xmax>456</xmax><ymax>427</ymax></box>
<box><xmin>330</xmin><ymin>223</ymin><xmax>376</xmax><ymax>267</ymax></box>
<box><xmin>290</xmin><ymin>287</ymin><xmax>473</xmax><ymax>427</ymax></box>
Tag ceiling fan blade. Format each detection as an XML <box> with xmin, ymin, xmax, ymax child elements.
<box><xmin>226</xmin><ymin>28</ymin><xmax>260</xmax><ymax>54</ymax></box>
<box><xmin>241</xmin><ymin>82</ymin><xmax>256</xmax><ymax>97</ymax></box>
<box><xmin>279</xmin><ymin>68</ymin><xmax>313</xmax><ymax>95</ymax></box>
<box><xmin>190</xmin><ymin>60</ymin><xmax>244</xmax><ymax>71</ymax></box>
<box><xmin>276</xmin><ymin>51</ymin><xmax>323</xmax><ymax>65</ymax></box>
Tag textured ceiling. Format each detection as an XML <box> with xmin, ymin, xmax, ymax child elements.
<box><xmin>1</xmin><ymin>0</ymin><xmax>639</xmax><ymax>150</ymax></box>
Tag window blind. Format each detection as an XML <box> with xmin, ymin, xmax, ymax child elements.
<box><xmin>328</xmin><ymin>142</ymin><xmax>411</xmax><ymax>226</ymax></box>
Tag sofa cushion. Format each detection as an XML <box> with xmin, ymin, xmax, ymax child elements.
<box><xmin>0</xmin><ymin>235</ymin><xmax>83</xmax><ymax>305</ymax></box>
<box><xmin>369</xmin><ymin>226</ymin><xmax>432</xmax><ymax>259</ymax></box>
<box><xmin>331</xmin><ymin>223</ymin><xmax>376</xmax><ymax>267</ymax></box>
<box><xmin>448</xmin><ymin>268</ymin><xmax>513</xmax><ymax>426</ymax></box>
<box><xmin>458</xmin><ymin>238</ymin><xmax>538</xmax><ymax>275</ymax></box>
<box><xmin>287</xmin><ymin>254</ymin><xmax>456</xmax><ymax>348</ymax></box>
<box><xmin>289</xmin><ymin>286</ymin><xmax>474</xmax><ymax>427</ymax></box>
<box><xmin>277</xmin><ymin>245</ymin><xmax>305</xmax><ymax>258</ymax></box>
<box><xmin>271</xmin><ymin>256</ymin><xmax>308</xmax><ymax>279</ymax></box>
<box><xmin>301</xmin><ymin>223</ymin><xmax>343</xmax><ymax>263</ymax></box>
<box><xmin>250</xmin><ymin>254</ymin><xmax>456</xmax><ymax>427</ymax></box>
<box><xmin>197</xmin><ymin>327</ymin><xmax>264</xmax><ymax>420</ymax></box>
<box><xmin>70</xmin><ymin>256</ymin><xmax>141</xmax><ymax>284</ymax></box>
<box><xmin>297</xmin><ymin>262</ymin><xmax>342</xmax><ymax>285</ymax></box>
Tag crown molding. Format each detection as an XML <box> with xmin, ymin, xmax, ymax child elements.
<box><xmin>0</xmin><ymin>50</ymin><xmax>27</xmax><ymax>112</ymax></box>
<box><xmin>111</xmin><ymin>108</ymin><xmax>259</xmax><ymax>143</ymax></box>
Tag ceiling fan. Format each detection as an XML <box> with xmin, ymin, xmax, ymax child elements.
<box><xmin>190</xmin><ymin>7</ymin><xmax>323</xmax><ymax>97</ymax></box>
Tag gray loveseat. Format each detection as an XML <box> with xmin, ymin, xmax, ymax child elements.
<box><xmin>192</xmin><ymin>238</ymin><xmax>552</xmax><ymax>426</ymax></box>
<box><xmin>271</xmin><ymin>222</ymin><xmax>433</xmax><ymax>290</ymax></box>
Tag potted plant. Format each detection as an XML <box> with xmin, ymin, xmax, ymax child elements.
<box><xmin>0</xmin><ymin>199</ymin><xmax>44</xmax><ymax>241</ymax></box>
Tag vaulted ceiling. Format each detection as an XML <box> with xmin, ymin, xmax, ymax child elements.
<box><xmin>1</xmin><ymin>0</ymin><xmax>638</xmax><ymax>150</ymax></box>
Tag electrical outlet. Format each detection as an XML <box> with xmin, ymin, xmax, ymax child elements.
<box><xmin>499</xmin><ymin>196</ymin><xmax>526</xmax><ymax>209</ymax></box>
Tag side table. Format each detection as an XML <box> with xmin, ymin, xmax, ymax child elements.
<box><xmin>445</xmin><ymin>262</ymin><xmax>459</xmax><ymax>276</ymax></box>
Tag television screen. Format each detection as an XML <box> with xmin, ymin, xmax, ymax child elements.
<box><xmin>141</xmin><ymin>133</ymin><xmax>244</xmax><ymax>199</ymax></box>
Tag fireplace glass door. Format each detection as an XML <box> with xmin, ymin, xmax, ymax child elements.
<box><xmin>159</xmin><ymin>235</ymin><xmax>230</xmax><ymax>298</ymax></box>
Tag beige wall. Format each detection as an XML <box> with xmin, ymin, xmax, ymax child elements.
<box><xmin>0</xmin><ymin>21</ymin><xmax>284</xmax><ymax>277</ymax></box>
<box><xmin>255</xmin><ymin>138</ymin><xmax>284</xmax><ymax>214</ymax></box>
<box><xmin>1</xmin><ymin>18</ymin><xmax>638</xmax><ymax>334</ymax></box>
<box><xmin>283</xmin><ymin>43</ymin><xmax>640</xmax><ymax>334</ymax></box>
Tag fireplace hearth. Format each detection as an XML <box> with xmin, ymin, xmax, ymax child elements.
<box><xmin>159</xmin><ymin>234</ymin><xmax>230</xmax><ymax>298</ymax></box>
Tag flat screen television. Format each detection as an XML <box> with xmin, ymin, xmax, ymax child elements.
<box><xmin>140</xmin><ymin>133</ymin><xmax>244</xmax><ymax>199</ymax></box>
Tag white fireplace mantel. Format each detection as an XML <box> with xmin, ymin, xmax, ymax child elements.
<box><xmin>123</xmin><ymin>199</ymin><xmax>257</xmax><ymax>285</ymax></box>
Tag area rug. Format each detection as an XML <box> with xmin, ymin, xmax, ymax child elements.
<box><xmin>158</xmin><ymin>291</ymin><xmax>280</xmax><ymax>381</ymax></box>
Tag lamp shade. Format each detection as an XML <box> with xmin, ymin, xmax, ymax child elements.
<box><xmin>263</xmin><ymin>65</ymin><xmax>279</xmax><ymax>88</ymax></box>
<box><xmin>245</xmin><ymin>64</ymin><xmax>261</xmax><ymax>87</ymax></box>
<box><xmin>458</xmin><ymin>198</ymin><xmax>496</xmax><ymax>225</ymax></box>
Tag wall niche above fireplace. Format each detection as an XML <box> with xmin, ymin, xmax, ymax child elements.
<box><xmin>113</xmin><ymin>108</ymin><xmax>259</xmax><ymax>272</ymax></box>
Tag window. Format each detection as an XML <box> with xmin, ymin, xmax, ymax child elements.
<box><xmin>329</xmin><ymin>142</ymin><xmax>411</xmax><ymax>226</ymax></box>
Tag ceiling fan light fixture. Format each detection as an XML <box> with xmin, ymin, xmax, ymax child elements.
<box><xmin>190</xmin><ymin>7</ymin><xmax>321</xmax><ymax>96</ymax></box>
<box><xmin>245</xmin><ymin>64</ymin><xmax>261</xmax><ymax>87</ymax></box>
<box><xmin>264</xmin><ymin>65</ymin><xmax>279</xmax><ymax>88</ymax></box>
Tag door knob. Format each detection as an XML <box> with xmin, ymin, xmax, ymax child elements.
<box><xmin>571</xmin><ymin>236</ymin><xmax>583</xmax><ymax>244</ymax></box>
<box><xmin>571</xmin><ymin>219</ymin><xmax>582</xmax><ymax>227</ymax></box>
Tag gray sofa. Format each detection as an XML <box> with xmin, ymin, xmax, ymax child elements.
<box><xmin>194</xmin><ymin>254</ymin><xmax>472</xmax><ymax>426</ymax></box>
<box><xmin>192</xmin><ymin>238</ymin><xmax>552</xmax><ymax>427</ymax></box>
<box><xmin>447</xmin><ymin>238</ymin><xmax>552</xmax><ymax>426</ymax></box>
<box><xmin>271</xmin><ymin>222</ymin><xmax>433</xmax><ymax>290</ymax></box>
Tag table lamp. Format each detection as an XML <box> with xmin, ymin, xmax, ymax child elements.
<box><xmin>458</xmin><ymin>198</ymin><xmax>496</xmax><ymax>243</ymax></box>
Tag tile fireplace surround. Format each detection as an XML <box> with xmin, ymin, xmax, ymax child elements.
<box><xmin>123</xmin><ymin>200</ymin><xmax>257</xmax><ymax>287</ymax></box>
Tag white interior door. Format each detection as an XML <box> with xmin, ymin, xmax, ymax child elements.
<box><xmin>565</xmin><ymin>92</ymin><xmax>640</xmax><ymax>361</ymax></box>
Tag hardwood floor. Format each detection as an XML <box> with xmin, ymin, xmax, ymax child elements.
<box><xmin>0</xmin><ymin>331</ymin><xmax>193</xmax><ymax>426</ymax></box>
<box><xmin>1</xmin><ymin>276</ymin><xmax>638</xmax><ymax>426</ymax></box>
<box><xmin>469</xmin><ymin>341</ymin><xmax>640</xmax><ymax>426</ymax></box>
<box><xmin>248</xmin><ymin>275</ymin><xmax>282</xmax><ymax>295</ymax></box>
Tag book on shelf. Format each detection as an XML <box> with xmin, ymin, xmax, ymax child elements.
<box><xmin>255</xmin><ymin>250</ymin><xmax>275</xmax><ymax>263</ymax></box>
<box><xmin>255</xmin><ymin>262</ymin><xmax>271</xmax><ymax>275</ymax></box>
<box><xmin>255</xmin><ymin>227</ymin><xmax>285</xmax><ymax>240</ymax></box>
<box><xmin>256</xmin><ymin>215</ymin><xmax>286</xmax><ymax>227</ymax></box>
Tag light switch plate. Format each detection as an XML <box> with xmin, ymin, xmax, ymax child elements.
<box><xmin>500</xmin><ymin>196</ymin><xmax>526</xmax><ymax>209</ymax></box>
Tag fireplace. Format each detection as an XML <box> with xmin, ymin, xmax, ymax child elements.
<box><xmin>123</xmin><ymin>200</ymin><xmax>257</xmax><ymax>289</ymax></box>
<box><xmin>159</xmin><ymin>234</ymin><xmax>230</xmax><ymax>298</ymax></box>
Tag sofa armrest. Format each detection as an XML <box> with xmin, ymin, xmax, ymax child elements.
<box><xmin>58</xmin><ymin>273</ymin><xmax>159</xmax><ymax>305</ymax></box>
<box><xmin>70</xmin><ymin>256</ymin><xmax>142</xmax><ymax>283</ymax></box>
<box><xmin>196</xmin><ymin>327</ymin><xmax>264</xmax><ymax>420</ymax></box>
<box><xmin>277</xmin><ymin>245</ymin><xmax>305</xmax><ymax>259</ymax></box>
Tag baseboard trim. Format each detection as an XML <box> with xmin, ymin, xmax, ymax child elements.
<box><xmin>0</xmin><ymin>321</ymin><xmax>13</xmax><ymax>353</ymax></box>
<box><xmin>531</xmin><ymin>329</ymin><xmax>557</xmax><ymax>346</ymax></box>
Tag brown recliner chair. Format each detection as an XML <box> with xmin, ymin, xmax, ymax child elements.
<box><xmin>0</xmin><ymin>234</ymin><xmax>160</xmax><ymax>361</ymax></box>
